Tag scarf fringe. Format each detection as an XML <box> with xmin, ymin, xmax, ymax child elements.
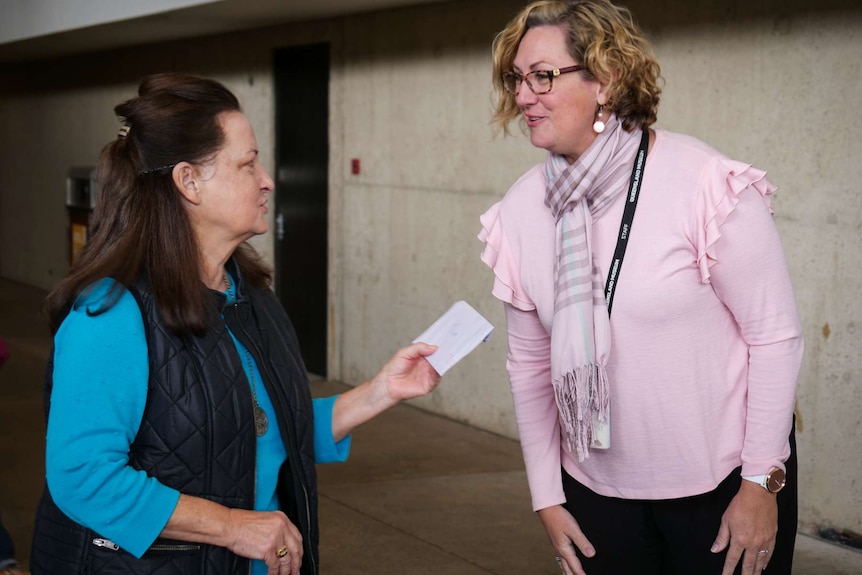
<box><xmin>552</xmin><ymin>364</ymin><xmax>610</xmax><ymax>462</ymax></box>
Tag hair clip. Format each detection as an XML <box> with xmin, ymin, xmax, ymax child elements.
<box><xmin>118</xmin><ymin>125</ymin><xmax>131</xmax><ymax>138</ymax></box>
<box><xmin>138</xmin><ymin>163</ymin><xmax>177</xmax><ymax>176</ymax></box>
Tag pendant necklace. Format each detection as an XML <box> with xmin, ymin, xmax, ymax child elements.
<box><xmin>224</xmin><ymin>273</ymin><xmax>268</xmax><ymax>437</ymax></box>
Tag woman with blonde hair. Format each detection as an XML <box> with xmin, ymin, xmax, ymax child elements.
<box><xmin>479</xmin><ymin>1</ymin><xmax>802</xmax><ymax>574</ymax></box>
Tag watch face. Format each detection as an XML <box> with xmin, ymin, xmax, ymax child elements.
<box><xmin>766</xmin><ymin>468</ymin><xmax>787</xmax><ymax>493</ymax></box>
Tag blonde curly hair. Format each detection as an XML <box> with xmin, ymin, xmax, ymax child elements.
<box><xmin>491</xmin><ymin>0</ymin><xmax>662</xmax><ymax>134</ymax></box>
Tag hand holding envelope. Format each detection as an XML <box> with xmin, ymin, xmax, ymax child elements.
<box><xmin>412</xmin><ymin>301</ymin><xmax>494</xmax><ymax>375</ymax></box>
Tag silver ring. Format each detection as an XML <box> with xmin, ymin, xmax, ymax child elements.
<box><xmin>757</xmin><ymin>549</ymin><xmax>770</xmax><ymax>554</ymax></box>
<box><xmin>554</xmin><ymin>555</ymin><xmax>562</xmax><ymax>563</ymax></box>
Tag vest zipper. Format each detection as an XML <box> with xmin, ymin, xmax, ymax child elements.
<box><xmin>235</xmin><ymin>301</ymin><xmax>257</xmax><ymax>575</ymax></box>
<box><xmin>149</xmin><ymin>543</ymin><xmax>201</xmax><ymax>552</ymax></box>
<box><xmin>92</xmin><ymin>538</ymin><xmax>201</xmax><ymax>553</ymax></box>
<box><xmin>92</xmin><ymin>538</ymin><xmax>119</xmax><ymax>551</ymax></box>
<box><xmin>230</xmin><ymin>301</ymin><xmax>318</xmax><ymax>575</ymax></box>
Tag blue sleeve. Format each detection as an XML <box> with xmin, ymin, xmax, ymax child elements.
<box><xmin>312</xmin><ymin>395</ymin><xmax>351</xmax><ymax>463</ymax></box>
<box><xmin>46</xmin><ymin>279</ymin><xmax>180</xmax><ymax>558</ymax></box>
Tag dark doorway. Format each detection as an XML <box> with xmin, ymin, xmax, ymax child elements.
<box><xmin>273</xmin><ymin>44</ymin><xmax>329</xmax><ymax>377</ymax></box>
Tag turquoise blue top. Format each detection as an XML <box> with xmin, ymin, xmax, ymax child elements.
<box><xmin>46</xmin><ymin>278</ymin><xmax>350</xmax><ymax>572</ymax></box>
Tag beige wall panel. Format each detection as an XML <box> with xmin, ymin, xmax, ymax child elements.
<box><xmin>333</xmin><ymin>0</ymin><xmax>539</xmax><ymax>435</ymax></box>
<box><xmin>340</xmin><ymin>1</ymin><xmax>543</xmax><ymax>195</ymax></box>
<box><xmin>789</xmin><ymin>221</ymin><xmax>862</xmax><ymax>535</ymax></box>
<box><xmin>339</xmin><ymin>180</ymin><xmax>515</xmax><ymax>435</ymax></box>
<box><xmin>0</xmin><ymin>84</ymin><xmax>136</xmax><ymax>289</ymax></box>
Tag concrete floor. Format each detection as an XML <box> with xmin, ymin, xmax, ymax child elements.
<box><xmin>1</xmin><ymin>276</ymin><xmax>861</xmax><ymax>574</ymax></box>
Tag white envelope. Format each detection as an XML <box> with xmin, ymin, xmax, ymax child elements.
<box><xmin>412</xmin><ymin>301</ymin><xmax>494</xmax><ymax>375</ymax></box>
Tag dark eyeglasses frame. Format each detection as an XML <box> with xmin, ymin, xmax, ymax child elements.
<box><xmin>501</xmin><ymin>65</ymin><xmax>585</xmax><ymax>95</ymax></box>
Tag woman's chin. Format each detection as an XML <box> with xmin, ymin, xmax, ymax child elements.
<box><xmin>529</xmin><ymin>133</ymin><xmax>553</xmax><ymax>153</ymax></box>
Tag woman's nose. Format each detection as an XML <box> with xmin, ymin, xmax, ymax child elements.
<box><xmin>514</xmin><ymin>83</ymin><xmax>537</xmax><ymax>108</ymax></box>
<box><xmin>260</xmin><ymin>167</ymin><xmax>275</xmax><ymax>193</ymax></box>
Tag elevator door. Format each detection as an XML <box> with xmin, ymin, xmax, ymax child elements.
<box><xmin>274</xmin><ymin>44</ymin><xmax>329</xmax><ymax>376</ymax></box>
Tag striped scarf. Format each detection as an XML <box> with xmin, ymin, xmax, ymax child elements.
<box><xmin>543</xmin><ymin>115</ymin><xmax>641</xmax><ymax>461</ymax></box>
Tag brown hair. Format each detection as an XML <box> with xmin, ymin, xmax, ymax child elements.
<box><xmin>491</xmin><ymin>0</ymin><xmax>662</xmax><ymax>133</ymax></box>
<box><xmin>46</xmin><ymin>73</ymin><xmax>272</xmax><ymax>336</ymax></box>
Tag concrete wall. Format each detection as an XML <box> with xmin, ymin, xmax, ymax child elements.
<box><xmin>0</xmin><ymin>0</ymin><xmax>859</xmax><ymax>542</ymax></box>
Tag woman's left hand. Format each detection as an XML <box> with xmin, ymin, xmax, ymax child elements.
<box><xmin>371</xmin><ymin>342</ymin><xmax>441</xmax><ymax>402</ymax></box>
<box><xmin>330</xmin><ymin>342</ymin><xmax>441</xmax><ymax>442</ymax></box>
<box><xmin>711</xmin><ymin>481</ymin><xmax>778</xmax><ymax>575</ymax></box>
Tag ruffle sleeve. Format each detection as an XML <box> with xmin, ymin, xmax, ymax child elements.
<box><xmin>695</xmin><ymin>157</ymin><xmax>777</xmax><ymax>283</ymax></box>
<box><xmin>478</xmin><ymin>201</ymin><xmax>535</xmax><ymax>311</ymax></box>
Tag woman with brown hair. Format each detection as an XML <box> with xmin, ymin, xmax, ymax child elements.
<box><xmin>479</xmin><ymin>1</ymin><xmax>802</xmax><ymax>574</ymax></box>
<box><xmin>31</xmin><ymin>73</ymin><xmax>440</xmax><ymax>575</ymax></box>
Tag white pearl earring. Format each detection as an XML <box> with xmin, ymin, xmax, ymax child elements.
<box><xmin>592</xmin><ymin>105</ymin><xmax>606</xmax><ymax>134</ymax></box>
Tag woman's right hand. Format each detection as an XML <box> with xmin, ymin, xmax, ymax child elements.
<box><xmin>224</xmin><ymin>508</ymin><xmax>303</xmax><ymax>575</ymax></box>
<box><xmin>537</xmin><ymin>505</ymin><xmax>595</xmax><ymax>575</ymax></box>
<box><xmin>162</xmin><ymin>495</ymin><xmax>302</xmax><ymax>574</ymax></box>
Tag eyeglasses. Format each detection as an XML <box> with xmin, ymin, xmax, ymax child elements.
<box><xmin>501</xmin><ymin>65</ymin><xmax>584</xmax><ymax>95</ymax></box>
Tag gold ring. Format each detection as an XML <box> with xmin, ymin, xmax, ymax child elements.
<box><xmin>276</xmin><ymin>545</ymin><xmax>289</xmax><ymax>558</ymax></box>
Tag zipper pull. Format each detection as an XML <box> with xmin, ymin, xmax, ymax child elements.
<box><xmin>92</xmin><ymin>538</ymin><xmax>120</xmax><ymax>551</ymax></box>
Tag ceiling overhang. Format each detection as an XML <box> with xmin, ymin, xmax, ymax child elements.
<box><xmin>0</xmin><ymin>0</ymin><xmax>448</xmax><ymax>62</ymax></box>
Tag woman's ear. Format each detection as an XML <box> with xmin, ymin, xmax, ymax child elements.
<box><xmin>591</xmin><ymin>64</ymin><xmax>618</xmax><ymax>107</ymax></box>
<box><xmin>172</xmin><ymin>162</ymin><xmax>201</xmax><ymax>205</ymax></box>
<box><xmin>596</xmin><ymin>78</ymin><xmax>612</xmax><ymax>107</ymax></box>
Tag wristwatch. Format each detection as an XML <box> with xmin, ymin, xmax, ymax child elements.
<box><xmin>742</xmin><ymin>467</ymin><xmax>786</xmax><ymax>494</ymax></box>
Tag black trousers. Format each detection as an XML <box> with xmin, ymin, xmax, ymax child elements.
<box><xmin>562</xmin><ymin>422</ymin><xmax>798</xmax><ymax>575</ymax></box>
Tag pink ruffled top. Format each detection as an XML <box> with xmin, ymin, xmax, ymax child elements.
<box><xmin>479</xmin><ymin>130</ymin><xmax>803</xmax><ymax>507</ymax></box>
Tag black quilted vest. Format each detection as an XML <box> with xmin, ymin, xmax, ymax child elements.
<box><xmin>31</xmin><ymin>261</ymin><xmax>319</xmax><ymax>575</ymax></box>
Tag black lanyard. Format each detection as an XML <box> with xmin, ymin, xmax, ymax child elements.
<box><xmin>604</xmin><ymin>129</ymin><xmax>649</xmax><ymax>316</ymax></box>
